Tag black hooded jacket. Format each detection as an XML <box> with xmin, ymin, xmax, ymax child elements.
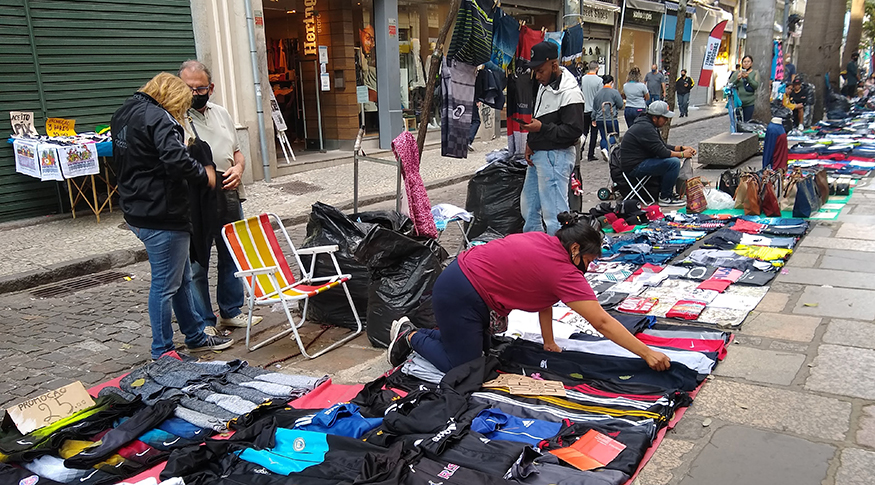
<box><xmin>111</xmin><ymin>92</ymin><xmax>208</xmax><ymax>232</ymax></box>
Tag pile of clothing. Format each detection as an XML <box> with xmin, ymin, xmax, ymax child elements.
<box><xmin>576</xmin><ymin>213</ymin><xmax>808</xmax><ymax>327</ymax></box>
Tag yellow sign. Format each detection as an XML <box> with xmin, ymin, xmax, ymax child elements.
<box><xmin>46</xmin><ymin>118</ymin><xmax>77</xmax><ymax>137</ymax></box>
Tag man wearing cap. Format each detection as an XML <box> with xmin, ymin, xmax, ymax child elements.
<box><xmin>520</xmin><ymin>41</ymin><xmax>586</xmax><ymax>235</ymax></box>
<box><xmin>784</xmin><ymin>78</ymin><xmax>807</xmax><ymax>129</ymax></box>
<box><xmin>619</xmin><ymin>100</ymin><xmax>696</xmax><ymax>207</ymax></box>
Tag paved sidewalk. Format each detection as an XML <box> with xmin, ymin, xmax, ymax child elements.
<box><xmin>0</xmin><ymin>104</ymin><xmax>726</xmax><ymax>293</ymax></box>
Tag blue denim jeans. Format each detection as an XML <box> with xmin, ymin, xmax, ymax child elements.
<box><xmin>677</xmin><ymin>93</ymin><xmax>690</xmax><ymax>116</ymax></box>
<box><xmin>191</xmin><ymin>201</ymin><xmax>245</xmax><ymax>326</ymax></box>
<box><xmin>741</xmin><ymin>105</ymin><xmax>755</xmax><ymax>122</ymax></box>
<box><xmin>624</xmin><ymin>107</ymin><xmax>644</xmax><ymax>128</ymax></box>
<box><xmin>629</xmin><ymin>157</ymin><xmax>681</xmax><ymax>199</ymax></box>
<box><xmin>128</xmin><ymin>225</ymin><xmax>208</xmax><ymax>359</ymax></box>
<box><xmin>522</xmin><ymin>146</ymin><xmax>575</xmax><ymax>235</ymax></box>
<box><xmin>596</xmin><ymin>119</ymin><xmax>619</xmax><ymax>150</ymax></box>
<box><xmin>649</xmin><ymin>93</ymin><xmax>662</xmax><ymax>104</ymax></box>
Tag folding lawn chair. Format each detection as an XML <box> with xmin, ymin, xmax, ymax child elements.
<box><xmin>221</xmin><ymin>213</ymin><xmax>363</xmax><ymax>357</ymax></box>
<box><xmin>608</xmin><ymin>144</ymin><xmax>656</xmax><ymax>205</ymax></box>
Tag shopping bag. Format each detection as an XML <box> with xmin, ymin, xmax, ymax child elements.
<box><xmin>792</xmin><ymin>175</ymin><xmax>822</xmax><ymax>218</ymax></box>
<box><xmin>733</xmin><ymin>175</ymin><xmax>749</xmax><ymax>209</ymax></box>
<box><xmin>686</xmin><ymin>176</ymin><xmax>708</xmax><ymax>214</ymax></box>
<box><xmin>759</xmin><ymin>169</ymin><xmax>782</xmax><ymax>217</ymax></box>
<box><xmin>676</xmin><ymin>158</ymin><xmax>694</xmax><ymax>197</ymax></box>
<box><xmin>739</xmin><ymin>173</ymin><xmax>761</xmax><ymax>215</ymax></box>
<box><xmin>814</xmin><ymin>169</ymin><xmax>829</xmax><ymax>205</ymax></box>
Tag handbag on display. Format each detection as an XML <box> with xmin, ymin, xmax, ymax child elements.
<box><xmin>814</xmin><ymin>169</ymin><xmax>829</xmax><ymax>205</ymax></box>
<box><xmin>737</xmin><ymin>173</ymin><xmax>760</xmax><ymax>215</ymax></box>
<box><xmin>792</xmin><ymin>174</ymin><xmax>822</xmax><ymax>218</ymax></box>
<box><xmin>686</xmin><ymin>176</ymin><xmax>708</xmax><ymax>214</ymax></box>
<box><xmin>733</xmin><ymin>174</ymin><xmax>750</xmax><ymax>209</ymax></box>
<box><xmin>718</xmin><ymin>169</ymin><xmax>741</xmax><ymax>197</ymax></box>
<box><xmin>759</xmin><ymin>169</ymin><xmax>782</xmax><ymax>217</ymax></box>
<box><xmin>830</xmin><ymin>177</ymin><xmax>851</xmax><ymax>196</ymax></box>
<box><xmin>676</xmin><ymin>158</ymin><xmax>694</xmax><ymax>197</ymax></box>
<box><xmin>780</xmin><ymin>169</ymin><xmax>803</xmax><ymax>211</ymax></box>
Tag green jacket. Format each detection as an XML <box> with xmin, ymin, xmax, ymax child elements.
<box><xmin>728</xmin><ymin>69</ymin><xmax>760</xmax><ymax>107</ymax></box>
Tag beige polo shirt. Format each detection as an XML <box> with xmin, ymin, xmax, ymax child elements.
<box><xmin>187</xmin><ymin>102</ymin><xmax>246</xmax><ymax>198</ymax></box>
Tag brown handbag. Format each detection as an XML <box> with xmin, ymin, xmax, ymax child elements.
<box><xmin>760</xmin><ymin>178</ymin><xmax>781</xmax><ymax>216</ymax></box>
<box><xmin>734</xmin><ymin>175</ymin><xmax>749</xmax><ymax>209</ymax></box>
<box><xmin>814</xmin><ymin>169</ymin><xmax>829</xmax><ymax>204</ymax></box>
<box><xmin>780</xmin><ymin>169</ymin><xmax>802</xmax><ymax>211</ymax></box>
<box><xmin>742</xmin><ymin>174</ymin><xmax>761</xmax><ymax>215</ymax></box>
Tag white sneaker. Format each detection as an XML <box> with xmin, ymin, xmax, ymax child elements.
<box><xmin>601</xmin><ymin>148</ymin><xmax>610</xmax><ymax>161</ymax></box>
<box><xmin>797</xmin><ymin>124</ymin><xmax>804</xmax><ymax>131</ymax></box>
<box><xmin>389</xmin><ymin>316</ymin><xmax>411</xmax><ymax>344</ymax></box>
<box><xmin>219</xmin><ymin>313</ymin><xmax>262</xmax><ymax>328</ymax></box>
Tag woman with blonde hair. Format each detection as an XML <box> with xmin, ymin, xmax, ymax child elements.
<box><xmin>111</xmin><ymin>72</ymin><xmax>234</xmax><ymax>360</ymax></box>
<box><xmin>622</xmin><ymin>67</ymin><xmax>650</xmax><ymax>127</ymax></box>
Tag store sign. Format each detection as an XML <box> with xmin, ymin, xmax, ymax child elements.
<box><xmin>581</xmin><ymin>7</ymin><xmax>614</xmax><ymax>26</ymax></box>
<box><xmin>388</xmin><ymin>18</ymin><xmax>397</xmax><ymax>37</ymax></box>
<box><xmin>627</xmin><ymin>8</ymin><xmax>662</xmax><ymax>27</ymax></box>
<box><xmin>303</xmin><ymin>0</ymin><xmax>318</xmax><ymax>56</ymax></box>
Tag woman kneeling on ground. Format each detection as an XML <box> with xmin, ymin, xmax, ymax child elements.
<box><xmin>387</xmin><ymin>212</ymin><xmax>671</xmax><ymax>372</ymax></box>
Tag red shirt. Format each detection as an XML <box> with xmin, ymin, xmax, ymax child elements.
<box><xmin>457</xmin><ymin>232</ymin><xmax>596</xmax><ymax>316</ymax></box>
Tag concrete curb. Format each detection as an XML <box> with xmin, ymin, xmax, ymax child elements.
<box><xmin>0</xmin><ymin>172</ymin><xmax>475</xmax><ymax>295</ymax></box>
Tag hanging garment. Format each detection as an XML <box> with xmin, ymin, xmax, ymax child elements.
<box><xmin>506</xmin><ymin>64</ymin><xmax>534</xmax><ymax>155</ymax></box>
<box><xmin>561</xmin><ymin>23</ymin><xmax>584</xmax><ymax>64</ymax></box>
<box><xmin>487</xmin><ymin>8</ymin><xmax>519</xmax><ymax>71</ymax></box>
<box><xmin>440</xmin><ymin>57</ymin><xmax>478</xmax><ymax>160</ymax></box>
<box><xmin>762</xmin><ymin>121</ymin><xmax>789</xmax><ymax>170</ymax></box>
<box><xmin>393</xmin><ymin>130</ymin><xmax>440</xmax><ymax>238</ymax></box>
<box><xmin>447</xmin><ymin>0</ymin><xmax>495</xmax><ymax>66</ymax></box>
<box><xmin>544</xmin><ymin>31</ymin><xmax>564</xmax><ymax>49</ymax></box>
<box><xmin>475</xmin><ymin>67</ymin><xmax>506</xmax><ymax>110</ymax></box>
<box><xmin>409</xmin><ymin>39</ymin><xmax>427</xmax><ymax>89</ymax></box>
<box><xmin>517</xmin><ymin>25</ymin><xmax>545</xmax><ymax>60</ymax></box>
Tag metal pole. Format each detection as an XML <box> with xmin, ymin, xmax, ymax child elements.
<box><xmin>353</xmin><ymin>153</ymin><xmax>360</xmax><ymax>212</ymax></box>
<box><xmin>315</xmin><ymin>60</ymin><xmax>324</xmax><ymax>152</ymax></box>
<box><xmin>395</xmin><ymin>157</ymin><xmax>402</xmax><ymax>213</ymax></box>
<box><xmin>617</xmin><ymin>0</ymin><xmax>627</xmax><ymax>53</ymax></box>
<box><xmin>243</xmin><ymin>0</ymin><xmax>272</xmax><ymax>182</ymax></box>
<box><xmin>299</xmin><ymin>61</ymin><xmax>308</xmax><ymax>140</ymax></box>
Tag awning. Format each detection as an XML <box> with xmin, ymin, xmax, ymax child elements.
<box><xmin>665</xmin><ymin>1</ymin><xmax>697</xmax><ymax>15</ymax></box>
<box><xmin>584</xmin><ymin>0</ymin><xmax>622</xmax><ymax>13</ymax></box>
<box><xmin>625</xmin><ymin>0</ymin><xmax>666</xmax><ymax>13</ymax></box>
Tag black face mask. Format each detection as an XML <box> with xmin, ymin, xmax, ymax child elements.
<box><xmin>572</xmin><ymin>253</ymin><xmax>589</xmax><ymax>273</ymax></box>
<box><xmin>191</xmin><ymin>93</ymin><xmax>209</xmax><ymax>111</ymax></box>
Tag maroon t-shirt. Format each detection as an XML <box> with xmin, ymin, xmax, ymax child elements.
<box><xmin>457</xmin><ymin>232</ymin><xmax>597</xmax><ymax>316</ymax></box>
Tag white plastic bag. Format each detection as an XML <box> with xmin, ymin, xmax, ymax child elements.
<box><xmin>705</xmin><ymin>188</ymin><xmax>735</xmax><ymax>210</ymax></box>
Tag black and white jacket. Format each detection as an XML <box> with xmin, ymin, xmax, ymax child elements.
<box><xmin>527</xmin><ymin>67</ymin><xmax>586</xmax><ymax>151</ymax></box>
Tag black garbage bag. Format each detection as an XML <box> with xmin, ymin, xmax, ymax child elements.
<box><xmin>301</xmin><ymin>204</ymin><xmax>418</xmax><ymax>329</ymax></box>
<box><xmin>355</xmin><ymin>226</ymin><xmax>449</xmax><ymax>348</ymax></box>
<box><xmin>465</xmin><ymin>160</ymin><xmax>526</xmax><ymax>240</ymax></box>
<box><xmin>736</xmin><ymin>121</ymin><xmax>766</xmax><ymax>134</ymax></box>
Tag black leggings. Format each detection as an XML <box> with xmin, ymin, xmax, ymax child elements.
<box><xmin>409</xmin><ymin>260</ymin><xmax>490</xmax><ymax>372</ymax></box>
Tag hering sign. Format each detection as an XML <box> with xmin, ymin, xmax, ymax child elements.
<box><xmin>303</xmin><ymin>0</ymin><xmax>318</xmax><ymax>56</ymax></box>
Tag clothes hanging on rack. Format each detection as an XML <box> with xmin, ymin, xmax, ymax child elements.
<box><xmin>516</xmin><ymin>25</ymin><xmax>544</xmax><ymax>60</ymax></box>
<box><xmin>448</xmin><ymin>0</ymin><xmax>495</xmax><ymax>66</ymax></box>
<box><xmin>487</xmin><ymin>8</ymin><xmax>519</xmax><ymax>71</ymax></box>
<box><xmin>441</xmin><ymin>57</ymin><xmax>477</xmax><ymax>159</ymax></box>
<box><xmin>561</xmin><ymin>24</ymin><xmax>584</xmax><ymax>65</ymax></box>
<box><xmin>545</xmin><ymin>31</ymin><xmax>564</xmax><ymax>49</ymax></box>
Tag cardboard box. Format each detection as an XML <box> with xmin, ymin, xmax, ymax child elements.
<box><xmin>5</xmin><ymin>381</ymin><xmax>95</xmax><ymax>434</ymax></box>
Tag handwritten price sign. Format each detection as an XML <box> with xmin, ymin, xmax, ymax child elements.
<box><xmin>46</xmin><ymin>118</ymin><xmax>77</xmax><ymax>137</ymax></box>
<box><xmin>5</xmin><ymin>381</ymin><xmax>95</xmax><ymax>434</ymax></box>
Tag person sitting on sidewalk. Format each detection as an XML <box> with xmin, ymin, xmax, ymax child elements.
<box><xmin>619</xmin><ymin>101</ymin><xmax>696</xmax><ymax>207</ymax></box>
<box><xmin>520</xmin><ymin>41</ymin><xmax>586</xmax><ymax>235</ymax></box>
<box><xmin>783</xmin><ymin>78</ymin><xmax>807</xmax><ymax>130</ymax></box>
<box><xmin>112</xmin><ymin>73</ymin><xmax>234</xmax><ymax>360</ymax></box>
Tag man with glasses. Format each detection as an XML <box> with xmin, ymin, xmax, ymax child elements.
<box><xmin>178</xmin><ymin>60</ymin><xmax>262</xmax><ymax>334</ymax></box>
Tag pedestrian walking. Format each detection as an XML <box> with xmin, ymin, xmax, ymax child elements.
<box><xmin>675</xmin><ymin>69</ymin><xmax>695</xmax><ymax>117</ymax></box>
<box><xmin>622</xmin><ymin>67</ymin><xmax>649</xmax><ymax>127</ymax></box>
<box><xmin>644</xmin><ymin>64</ymin><xmax>666</xmax><ymax>102</ymax></box>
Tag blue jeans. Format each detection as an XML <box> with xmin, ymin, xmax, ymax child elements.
<box><xmin>128</xmin><ymin>225</ymin><xmax>208</xmax><ymax>359</ymax></box>
<box><xmin>191</xmin><ymin>201</ymin><xmax>245</xmax><ymax>326</ymax></box>
<box><xmin>741</xmin><ymin>105</ymin><xmax>754</xmax><ymax>122</ymax></box>
<box><xmin>522</xmin><ymin>146</ymin><xmax>575</xmax><ymax>235</ymax></box>
<box><xmin>410</xmin><ymin>260</ymin><xmax>490</xmax><ymax>372</ymax></box>
<box><xmin>649</xmin><ymin>93</ymin><xmax>662</xmax><ymax>104</ymax></box>
<box><xmin>677</xmin><ymin>93</ymin><xmax>690</xmax><ymax>116</ymax></box>
<box><xmin>629</xmin><ymin>157</ymin><xmax>681</xmax><ymax>199</ymax></box>
<box><xmin>596</xmin><ymin>119</ymin><xmax>619</xmax><ymax>150</ymax></box>
<box><xmin>468</xmin><ymin>106</ymin><xmax>481</xmax><ymax>145</ymax></box>
<box><xmin>624</xmin><ymin>107</ymin><xmax>644</xmax><ymax>128</ymax></box>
